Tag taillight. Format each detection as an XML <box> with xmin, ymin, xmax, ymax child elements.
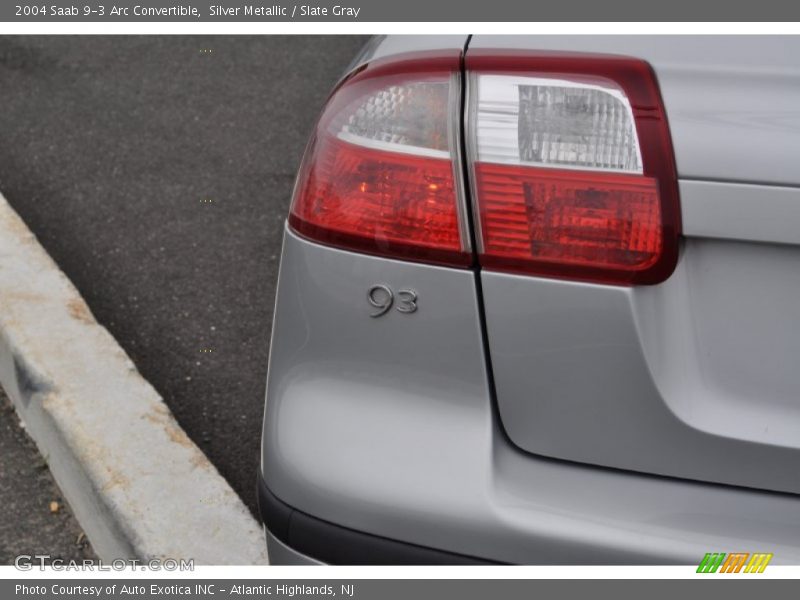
<box><xmin>466</xmin><ymin>52</ymin><xmax>680</xmax><ymax>285</ymax></box>
<box><xmin>289</xmin><ymin>52</ymin><xmax>471</xmax><ymax>267</ymax></box>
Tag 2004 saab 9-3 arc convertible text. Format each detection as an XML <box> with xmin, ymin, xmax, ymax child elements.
<box><xmin>257</xmin><ymin>35</ymin><xmax>800</xmax><ymax>565</ymax></box>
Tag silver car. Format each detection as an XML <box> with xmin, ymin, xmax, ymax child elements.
<box><xmin>258</xmin><ymin>35</ymin><xmax>800</xmax><ymax>565</ymax></box>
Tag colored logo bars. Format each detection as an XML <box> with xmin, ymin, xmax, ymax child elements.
<box><xmin>697</xmin><ymin>553</ymin><xmax>773</xmax><ymax>573</ymax></box>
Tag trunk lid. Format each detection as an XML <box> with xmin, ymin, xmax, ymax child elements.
<box><xmin>468</xmin><ymin>35</ymin><xmax>800</xmax><ymax>494</ymax></box>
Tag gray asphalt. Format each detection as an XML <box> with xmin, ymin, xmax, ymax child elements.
<box><xmin>0</xmin><ymin>388</ymin><xmax>96</xmax><ymax>564</ymax></box>
<box><xmin>0</xmin><ymin>36</ymin><xmax>367</xmax><ymax>516</ymax></box>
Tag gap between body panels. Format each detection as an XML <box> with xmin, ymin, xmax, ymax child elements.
<box><xmin>456</xmin><ymin>35</ymin><xmax>510</xmax><ymax>448</ymax></box>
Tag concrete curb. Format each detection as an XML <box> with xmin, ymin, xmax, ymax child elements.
<box><xmin>0</xmin><ymin>192</ymin><xmax>268</xmax><ymax>565</ymax></box>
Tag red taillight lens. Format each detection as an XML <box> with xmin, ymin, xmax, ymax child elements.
<box><xmin>290</xmin><ymin>137</ymin><xmax>462</xmax><ymax>260</ymax></box>
<box><xmin>290</xmin><ymin>51</ymin><xmax>679</xmax><ymax>284</ymax></box>
<box><xmin>475</xmin><ymin>164</ymin><xmax>662</xmax><ymax>273</ymax></box>
<box><xmin>467</xmin><ymin>52</ymin><xmax>680</xmax><ymax>285</ymax></box>
<box><xmin>289</xmin><ymin>52</ymin><xmax>471</xmax><ymax>267</ymax></box>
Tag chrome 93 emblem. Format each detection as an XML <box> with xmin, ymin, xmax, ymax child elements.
<box><xmin>367</xmin><ymin>285</ymin><xmax>418</xmax><ymax>317</ymax></box>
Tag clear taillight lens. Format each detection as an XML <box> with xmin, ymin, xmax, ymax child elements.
<box><xmin>467</xmin><ymin>53</ymin><xmax>680</xmax><ymax>285</ymax></box>
<box><xmin>474</xmin><ymin>75</ymin><xmax>643</xmax><ymax>172</ymax></box>
<box><xmin>289</xmin><ymin>53</ymin><xmax>471</xmax><ymax>267</ymax></box>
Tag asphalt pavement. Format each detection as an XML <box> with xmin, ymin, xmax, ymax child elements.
<box><xmin>0</xmin><ymin>35</ymin><xmax>367</xmax><ymax>516</ymax></box>
<box><xmin>0</xmin><ymin>388</ymin><xmax>96</xmax><ymax>564</ymax></box>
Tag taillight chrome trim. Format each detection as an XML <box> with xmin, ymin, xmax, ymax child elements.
<box><xmin>448</xmin><ymin>69</ymin><xmax>473</xmax><ymax>261</ymax></box>
<box><xmin>464</xmin><ymin>69</ymin><xmax>486</xmax><ymax>256</ymax></box>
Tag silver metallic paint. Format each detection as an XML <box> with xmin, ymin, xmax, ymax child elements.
<box><xmin>262</xmin><ymin>230</ymin><xmax>800</xmax><ymax>564</ymax></box>
<box><xmin>680</xmin><ymin>180</ymin><xmax>800</xmax><ymax>246</ymax></box>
